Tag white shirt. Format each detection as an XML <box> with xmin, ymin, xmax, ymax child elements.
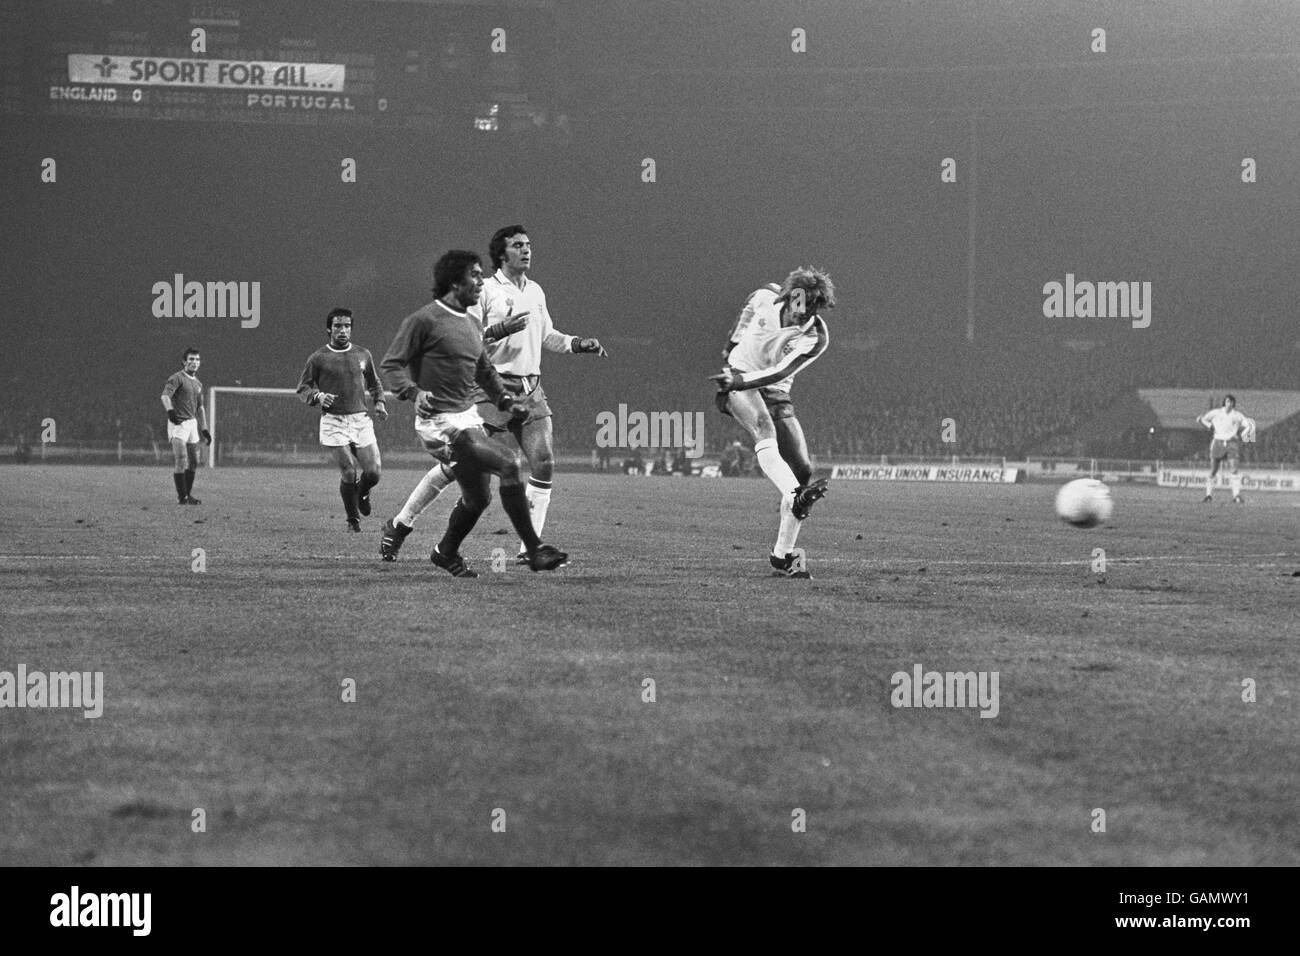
<box><xmin>477</xmin><ymin>269</ymin><xmax>574</xmax><ymax>376</ymax></box>
<box><xmin>724</xmin><ymin>285</ymin><xmax>829</xmax><ymax>393</ymax></box>
<box><xmin>1198</xmin><ymin>407</ymin><xmax>1248</xmax><ymax>441</ymax></box>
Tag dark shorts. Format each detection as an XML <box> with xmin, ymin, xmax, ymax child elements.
<box><xmin>1210</xmin><ymin>438</ymin><xmax>1241</xmax><ymax>463</ymax></box>
<box><xmin>715</xmin><ymin>387</ymin><xmax>796</xmax><ymax>421</ymax></box>
<box><xmin>475</xmin><ymin>377</ymin><xmax>552</xmax><ymax>434</ymax></box>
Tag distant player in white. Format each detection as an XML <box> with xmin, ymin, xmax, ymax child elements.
<box><xmin>711</xmin><ymin>267</ymin><xmax>834</xmax><ymax>578</ymax></box>
<box><xmin>1196</xmin><ymin>394</ymin><xmax>1254</xmax><ymax>504</ymax></box>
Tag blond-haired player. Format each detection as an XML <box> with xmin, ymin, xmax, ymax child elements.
<box><xmin>711</xmin><ymin>267</ymin><xmax>835</xmax><ymax>578</ymax></box>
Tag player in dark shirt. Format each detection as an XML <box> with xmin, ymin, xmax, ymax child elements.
<box><xmin>380</xmin><ymin>250</ymin><xmax>567</xmax><ymax>576</ymax></box>
<box><xmin>159</xmin><ymin>347</ymin><xmax>211</xmax><ymax>504</ymax></box>
<box><xmin>296</xmin><ymin>308</ymin><xmax>387</xmax><ymax>531</ymax></box>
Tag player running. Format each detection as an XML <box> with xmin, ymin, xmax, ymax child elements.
<box><xmin>379</xmin><ymin>224</ymin><xmax>605</xmax><ymax>563</ymax></box>
<box><xmin>296</xmin><ymin>308</ymin><xmax>387</xmax><ymax>532</ymax></box>
<box><xmin>160</xmin><ymin>347</ymin><xmax>211</xmax><ymax>505</ymax></box>
<box><xmin>711</xmin><ymin>268</ymin><xmax>835</xmax><ymax>578</ymax></box>
<box><xmin>1197</xmin><ymin>394</ymin><xmax>1255</xmax><ymax>504</ymax></box>
<box><xmin>379</xmin><ymin>250</ymin><xmax>566</xmax><ymax>577</ymax></box>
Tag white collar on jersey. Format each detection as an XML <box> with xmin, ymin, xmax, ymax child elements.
<box><xmin>326</xmin><ymin>343</ymin><xmax>353</xmax><ymax>353</ymax></box>
<box><xmin>492</xmin><ymin>267</ymin><xmax>531</xmax><ymax>293</ymax></box>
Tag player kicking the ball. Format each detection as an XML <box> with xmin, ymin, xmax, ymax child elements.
<box><xmin>296</xmin><ymin>308</ymin><xmax>387</xmax><ymax>532</ymax></box>
<box><xmin>1196</xmin><ymin>394</ymin><xmax>1256</xmax><ymax>504</ymax></box>
<box><xmin>379</xmin><ymin>250</ymin><xmax>566</xmax><ymax>577</ymax></box>
<box><xmin>711</xmin><ymin>268</ymin><xmax>834</xmax><ymax>578</ymax></box>
<box><xmin>160</xmin><ymin>347</ymin><xmax>211</xmax><ymax>505</ymax></box>
<box><xmin>377</xmin><ymin>225</ymin><xmax>604</xmax><ymax>563</ymax></box>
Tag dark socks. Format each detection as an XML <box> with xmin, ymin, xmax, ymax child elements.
<box><xmin>339</xmin><ymin>480</ymin><xmax>360</xmax><ymax>520</ymax></box>
<box><xmin>499</xmin><ymin>483</ymin><xmax>541</xmax><ymax>553</ymax></box>
<box><xmin>173</xmin><ymin>473</ymin><xmax>186</xmax><ymax>501</ymax></box>
<box><xmin>438</xmin><ymin>498</ymin><xmax>481</xmax><ymax>557</ymax></box>
<box><xmin>184</xmin><ymin>469</ymin><xmax>195</xmax><ymax>496</ymax></box>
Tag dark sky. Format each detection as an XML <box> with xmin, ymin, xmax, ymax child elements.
<box><xmin>4</xmin><ymin>0</ymin><xmax>1300</xmax><ymax>414</ymax></box>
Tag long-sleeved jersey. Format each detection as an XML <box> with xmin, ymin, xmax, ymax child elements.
<box><xmin>162</xmin><ymin>371</ymin><xmax>204</xmax><ymax>420</ymax></box>
<box><xmin>296</xmin><ymin>344</ymin><xmax>383</xmax><ymax>415</ymax></box>
<box><xmin>479</xmin><ymin>269</ymin><xmax>573</xmax><ymax>375</ymax></box>
<box><xmin>380</xmin><ymin>299</ymin><xmax>510</xmax><ymax>415</ymax></box>
<box><xmin>723</xmin><ymin>285</ymin><xmax>830</xmax><ymax>393</ymax></box>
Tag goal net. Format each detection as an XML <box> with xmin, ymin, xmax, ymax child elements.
<box><xmin>207</xmin><ymin>386</ymin><xmax>415</xmax><ymax>468</ymax></box>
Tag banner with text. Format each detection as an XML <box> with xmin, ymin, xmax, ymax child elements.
<box><xmin>1157</xmin><ymin>468</ymin><xmax>1300</xmax><ymax>492</ymax></box>
<box><xmin>68</xmin><ymin>54</ymin><xmax>346</xmax><ymax>92</ymax></box>
<box><xmin>831</xmin><ymin>464</ymin><xmax>1020</xmax><ymax>483</ymax></box>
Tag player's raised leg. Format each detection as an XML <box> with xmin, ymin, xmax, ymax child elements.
<box><xmin>773</xmin><ymin>410</ymin><xmax>828</xmax><ymax>518</ymax></box>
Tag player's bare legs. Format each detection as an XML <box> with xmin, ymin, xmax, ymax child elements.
<box><xmin>512</xmin><ymin>415</ymin><xmax>555</xmax><ymax>559</ymax></box>
<box><xmin>725</xmin><ymin>390</ymin><xmax>806</xmax><ymax>570</ymax></box>
<box><xmin>332</xmin><ymin>444</ymin><xmax>364</xmax><ymax>530</ymax></box>
<box><xmin>773</xmin><ymin>414</ymin><xmax>813</xmax><ymax>487</ymax></box>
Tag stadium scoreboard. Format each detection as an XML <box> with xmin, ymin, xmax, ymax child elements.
<box><xmin>3</xmin><ymin>0</ymin><xmax>555</xmax><ymax>130</ymax></box>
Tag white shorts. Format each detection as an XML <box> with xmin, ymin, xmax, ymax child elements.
<box><xmin>414</xmin><ymin>407</ymin><xmax>485</xmax><ymax>463</ymax></box>
<box><xmin>167</xmin><ymin>419</ymin><xmax>200</xmax><ymax>444</ymax></box>
<box><xmin>320</xmin><ymin>412</ymin><xmax>377</xmax><ymax>448</ymax></box>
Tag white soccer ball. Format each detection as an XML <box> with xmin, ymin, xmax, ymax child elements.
<box><xmin>1055</xmin><ymin>478</ymin><xmax>1113</xmax><ymax>528</ymax></box>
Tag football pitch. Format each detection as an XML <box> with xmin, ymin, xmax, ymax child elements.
<box><xmin>2</xmin><ymin>465</ymin><xmax>1297</xmax><ymax>866</ymax></box>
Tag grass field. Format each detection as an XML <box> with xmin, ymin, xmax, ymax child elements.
<box><xmin>2</xmin><ymin>465</ymin><xmax>1298</xmax><ymax>866</ymax></box>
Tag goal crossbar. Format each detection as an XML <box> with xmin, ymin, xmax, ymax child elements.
<box><xmin>208</xmin><ymin>386</ymin><xmax>300</xmax><ymax>468</ymax></box>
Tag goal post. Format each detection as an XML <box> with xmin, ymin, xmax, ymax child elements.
<box><xmin>208</xmin><ymin>386</ymin><xmax>300</xmax><ymax>468</ymax></box>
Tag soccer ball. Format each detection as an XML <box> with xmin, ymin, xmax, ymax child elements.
<box><xmin>1055</xmin><ymin>478</ymin><xmax>1113</xmax><ymax>528</ymax></box>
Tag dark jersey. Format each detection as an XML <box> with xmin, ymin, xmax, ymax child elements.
<box><xmin>162</xmin><ymin>372</ymin><xmax>204</xmax><ymax>420</ymax></box>
<box><xmin>296</xmin><ymin>344</ymin><xmax>383</xmax><ymax>416</ymax></box>
<box><xmin>381</xmin><ymin>300</ymin><xmax>510</xmax><ymax>415</ymax></box>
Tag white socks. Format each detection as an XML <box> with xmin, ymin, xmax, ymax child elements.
<box><xmin>396</xmin><ymin>463</ymin><xmax>454</xmax><ymax>527</ymax></box>
<box><xmin>775</xmin><ymin>492</ymin><xmax>801</xmax><ymax>556</ymax></box>
<box><xmin>1205</xmin><ymin>474</ymin><xmax>1214</xmax><ymax>497</ymax></box>
<box><xmin>518</xmin><ymin>478</ymin><xmax>553</xmax><ymax>553</ymax></box>
<box><xmin>754</xmin><ymin>437</ymin><xmax>798</xmax><ymax>496</ymax></box>
<box><xmin>1230</xmin><ymin>474</ymin><xmax>1242</xmax><ymax>498</ymax></box>
<box><xmin>753</xmin><ymin>438</ymin><xmax>802</xmax><ymax>558</ymax></box>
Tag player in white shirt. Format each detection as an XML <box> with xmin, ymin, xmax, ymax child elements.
<box><xmin>1196</xmin><ymin>394</ymin><xmax>1252</xmax><ymax>504</ymax></box>
<box><xmin>711</xmin><ymin>267</ymin><xmax>834</xmax><ymax>579</ymax></box>
<box><xmin>378</xmin><ymin>225</ymin><xmax>605</xmax><ymax>563</ymax></box>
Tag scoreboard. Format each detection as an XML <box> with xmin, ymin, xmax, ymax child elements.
<box><xmin>2</xmin><ymin>0</ymin><xmax>556</xmax><ymax>130</ymax></box>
